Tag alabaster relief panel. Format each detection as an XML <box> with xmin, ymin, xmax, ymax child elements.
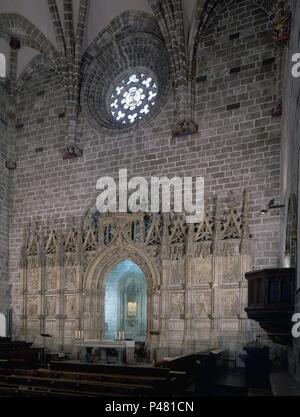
<box><xmin>27</xmin><ymin>297</ymin><xmax>38</xmax><ymax>317</ymax></box>
<box><xmin>64</xmin><ymin>253</ymin><xmax>77</xmax><ymax>290</ymax></box>
<box><xmin>167</xmin><ymin>260</ymin><xmax>185</xmax><ymax>286</ymax></box>
<box><xmin>27</xmin><ymin>256</ymin><xmax>39</xmax><ymax>291</ymax></box>
<box><xmin>169</xmin><ymin>292</ymin><xmax>185</xmax><ymax>317</ymax></box>
<box><xmin>193</xmin><ymin>292</ymin><xmax>211</xmax><ymax>317</ymax></box>
<box><xmin>222</xmin><ymin>291</ymin><xmax>239</xmax><ymax>318</ymax></box>
<box><xmin>222</xmin><ymin>256</ymin><xmax>240</xmax><ymax>284</ymax></box>
<box><xmin>65</xmin><ymin>296</ymin><xmax>76</xmax><ymax>318</ymax></box>
<box><xmin>194</xmin><ymin>259</ymin><xmax>212</xmax><ymax>284</ymax></box>
<box><xmin>45</xmin><ymin>255</ymin><xmax>58</xmax><ymax>290</ymax></box>
<box><xmin>45</xmin><ymin>296</ymin><xmax>56</xmax><ymax>318</ymax></box>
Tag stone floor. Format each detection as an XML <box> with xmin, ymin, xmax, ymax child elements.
<box><xmin>269</xmin><ymin>369</ymin><xmax>300</xmax><ymax>396</ymax></box>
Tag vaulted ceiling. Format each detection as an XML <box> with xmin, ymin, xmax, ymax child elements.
<box><xmin>0</xmin><ymin>0</ymin><xmax>197</xmax><ymax>78</ymax></box>
<box><xmin>0</xmin><ymin>0</ymin><xmax>280</xmax><ymax>142</ymax></box>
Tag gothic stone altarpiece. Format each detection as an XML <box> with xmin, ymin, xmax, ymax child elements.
<box><xmin>18</xmin><ymin>190</ymin><xmax>253</xmax><ymax>359</ymax></box>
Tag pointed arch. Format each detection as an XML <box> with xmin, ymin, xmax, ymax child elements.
<box><xmin>188</xmin><ymin>0</ymin><xmax>275</xmax><ymax>66</ymax></box>
<box><xmin>81</xmin><ymin>10</ymin><xmax>162</xmax><ymax>75</ymax></box>
<box><xmin>17</xmin><ymin>54</ymin><xmax>56</xmax><ymax>91</ymax></box>
<box><xmin>84</xmin><ymin>243</ymin><xmax>159</xmax><ymax>291</ymax></box>
<box><xmin>83</xmin><ymin>242</ymin><xmax>160</xmax><ymax>341</ymax></box>
<box><xmin>0</xmin><ymin>13</ymin><xmax>59</xmax><ymax>67</ymax></box>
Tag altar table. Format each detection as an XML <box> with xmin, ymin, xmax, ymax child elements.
<box><xmin>74</xmin><ymin>340</ymin><xmax>135</xmax><ymax>364</ymax></box>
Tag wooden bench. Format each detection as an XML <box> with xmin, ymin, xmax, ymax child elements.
<box><xmin>0</xmin><ymin>381</ymin><xmax>124</xmax><ymax>397</ymax></box>
<box><xmin>49</xmin><ymin>361</ymin><xmax>188</xmax><ymax>395</ymax></box>
<box><xmin>0</xmin><ymin>355</ymin><xmax>198</xmax><ymax>397</ymax></box>
<box><xmin>0</xmin><ymin>365</ymin><xmax>176</xmax><ymax>397</ymax></box>
<box><xmin>16</xmin><ymin>368</ymin><xmax>168</xmax><ymax>387</ymax></box>
<box><xmin>0</xmin><ymin>373</ymin><xmax>154</xmax><ymax>397</ymax></box>
<box><xmin>0</xmin><ymin>338</ymin><xmax>43</xmax><ymax>367</ymax></box>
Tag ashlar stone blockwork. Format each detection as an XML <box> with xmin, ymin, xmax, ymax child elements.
<box><xmin>0</xmin><ymin>79</ymin><xmax>10</xmax><ymax>321</ymax></box>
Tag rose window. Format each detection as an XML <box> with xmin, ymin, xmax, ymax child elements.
<box><xmin>109</xmin><ymin>71</ymin><xmax>158</xmax><ymax>126</ymax></box>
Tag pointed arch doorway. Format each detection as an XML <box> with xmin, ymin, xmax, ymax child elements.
<box><xmin>83</xmin><ymin>243</ymin><xmax>159</xmax><ymax>346</ymax></box>
<box><xmin>104</xmin><ymin>260</ymin><xmax>147</xmax><ymax>341</ymax></box>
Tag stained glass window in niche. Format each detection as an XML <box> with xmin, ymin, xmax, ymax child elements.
<box><xmin>109</xmin><ymin>71</ymin><xmax>158</xmax><ymax>126</ymax></box>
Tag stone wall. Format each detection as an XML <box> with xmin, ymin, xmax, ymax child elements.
<box><xmin>0</xmin><ymin>79</ymin><xmax>9</xmax><ymax>322</ymax></box>
<box><xmin>8</xmin><ymin>0</ymin><xmax>282</xmax><ymax>351</ymax></box>
<box><xmin>196</xmin><ymin>0</ymin><xmax>281</xmax><ymax>270</ymax></box>
<box><xmin>280</xmin><ymin>0</ymin><xmax>300</xmax><ymax>381</ymax></box>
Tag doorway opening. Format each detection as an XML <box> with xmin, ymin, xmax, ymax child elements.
<box><xmin>104</xmin><ymin>260</ymin><xmax>147</xmax><ymax>342</ymax></box>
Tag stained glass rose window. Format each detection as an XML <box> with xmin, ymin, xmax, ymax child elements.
<box><xmin>109</xmin><ymin>71</ymin><xmax>158</xmax><ymax>126</ymax></box>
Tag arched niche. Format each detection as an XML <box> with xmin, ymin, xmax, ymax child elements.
<box><xmin>104</xmin><ymin>260</ymin><xmax>147</xmax><ymax>342</ymax></box>
<box><xmin>82</xmin><ymin>243</ymin><xmax>160</xmax><ymax>344</ymax></box>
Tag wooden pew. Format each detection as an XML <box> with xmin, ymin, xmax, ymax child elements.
<box><xmin>0</xmin><ymin>365</ymin><xmax>170</xmax><ymax>397</ymax></box>
<box><xmin>0</xmin><ymin>337</ymin><xmax>42</xmax><ymax>367</ymax></box>
<box><xmin>0</xmin><ymin>356</ymin><xmax>195</xmax><ymax>397</ymax></box>
<box><xmin>14</xmin><ymin>368</ymin><xmax>168</xmax><ymax>388</ymax></box>
<box><xmin>0</xmin><ymin>381</ymin><xmax>119</xmax><ymax>397</ymax></box>
<box><xmin>49</xmin><ymin>361</ymin><xmax>184</xmax><ymax>396</ymax></box>
<box><xmin>156</xmin><ymin>349</ymin><xmax>228</xmax><ymax>396</ymax></box>
<box><xmin>0</xmin><ymin>373</ymin><xmax>153</xmax><ymax>396</ymax></box>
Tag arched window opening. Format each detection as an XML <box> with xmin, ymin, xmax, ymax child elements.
<box><xmin>0</xmin><ymin>53</ymin><xmax>6</xmax><ymax>78</ymax></box>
